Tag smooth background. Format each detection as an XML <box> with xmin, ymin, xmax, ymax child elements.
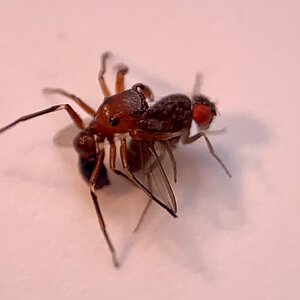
<box><xmin>0</xmin><ymin>1</ymin><xmax>299</xmax><ymax>299</ymax></box>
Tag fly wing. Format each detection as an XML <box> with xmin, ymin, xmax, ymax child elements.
<box><xmin>127</xmin><ymin>139</ymin><xmax>177</xmax><ymax>213</ymax></box>
<box><xmin>146</xmin><ymin>142</ymin><xmax>177</xmax><ymax>213</ymax></box>
<box><xmin>131</xmin><ymin>140</ymin><xmax>177</xmax><ymax>232</ymax></box>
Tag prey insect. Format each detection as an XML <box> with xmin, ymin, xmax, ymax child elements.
<box><xmin>132</xmin><ymin>73</ymin><xmax>232</xmax><ymax>231</ymax></box>
<box><xmin>0</xmin><ymin>53</ymin><xmax>180</xmax><ymax>267</ymax></box>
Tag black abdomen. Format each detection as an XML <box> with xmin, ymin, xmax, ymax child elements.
<box><xmin>140</xmin><ymin>94</ymin><xmax>192</xmax><ymax>132</ymax></box>
<box><xmin>79</xmin><ymin>156</ymin><xmax>110</xmax><ymax>190</ymax></box>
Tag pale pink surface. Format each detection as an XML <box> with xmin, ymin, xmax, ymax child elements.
<box><xmin>0</xmin><ymin>1</ymin><xmax>299</xmax><ymax>299</ymax></box>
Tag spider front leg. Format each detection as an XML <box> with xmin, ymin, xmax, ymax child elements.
<box><xmin>43</xmin><ymin>88</ymin><xmax>96</xmax><ymax>117</ymax></box>
<box><xmin>0</xmin><ymin>104</ymin><xmax>85</xmax><ymax>134</ymax></box>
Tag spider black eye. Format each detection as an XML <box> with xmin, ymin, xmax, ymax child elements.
<box><xmin>109</xmin><ymin>117</ymin><xmax>120</xmax><ymax>126</ymax></box>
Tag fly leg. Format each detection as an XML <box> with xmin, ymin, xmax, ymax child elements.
<box><xmin>132</xmin><ymin>147</ymin><xmax>166</xmax><ymax>233</ymax></box>
<box><xmin>181</xmin><ymin>129</ymin><xmax>232</xmax><ymax>177</ymax></box>
<box><xmin>133</xmin><ymin>173</ymin><xmax>153</xmax><ymax>232</ymax></box>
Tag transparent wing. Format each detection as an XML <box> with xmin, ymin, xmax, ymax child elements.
<box><xmin>128</xmin><ymin>140</ymin><xmax>177</xmax><ymax>232</ymax></box>
<box><xmin>146</xmin><ymin>143</ymin><xmax>177</xmax><ymax>213</ymax></box>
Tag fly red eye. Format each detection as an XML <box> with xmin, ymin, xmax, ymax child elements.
<box><xmin>192</xmin><ymin>104</ymin><xmax>214</xmax><ymax>126</ymax></box>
